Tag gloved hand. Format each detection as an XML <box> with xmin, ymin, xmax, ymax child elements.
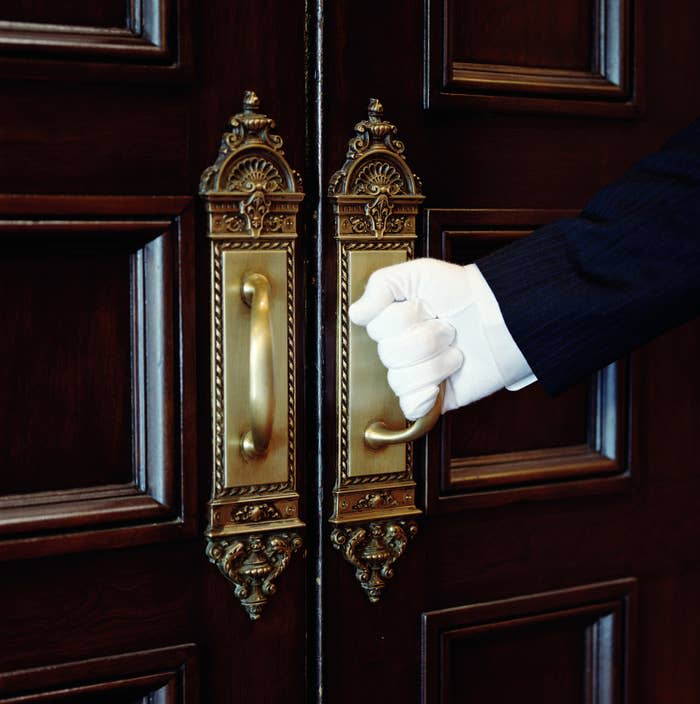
<box><xmin>348</xmin><ymin>258</ymin><xmax>512</xmax><ymax>420</ymax></box>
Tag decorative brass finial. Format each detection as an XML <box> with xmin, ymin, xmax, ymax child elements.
<box><xmin>367</xmin><ymin>98</ymin><xmax>383</xmax><ymax>121</ymax></box>
<box><xmin>243</xmin><ymin>90</ymin><xmax>261</xmax><ymax>113</ymax></box>
<box><xmin>346</xmin><ymin>97</ymin><xmax>405</xmax><ymax>160</ymax></box>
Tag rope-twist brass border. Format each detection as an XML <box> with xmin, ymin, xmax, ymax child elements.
<box><xmin>337</xmin><ymin>239</ymin><xmax>415</xmax><ymax>487</ymax></box>
<box><xmin>213</xmin><ymin>239</ymin><xmax>296</xmax><ymax>498</ymax></box>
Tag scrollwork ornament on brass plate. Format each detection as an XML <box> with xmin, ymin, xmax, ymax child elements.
<box><xmin>330</xmin><ymin>520</ymin><xmax>418</xmax><ymax>603</ymax></box>
<box><xmin>207</xmin><ymin>533</ymin><xmax>302</xmax><ymax>621</ymax></box>
<box><xmin>201</xmin><ymin>91</ymin><xmax>304</xmax><ymax>620</ymax></box>
<box><xmin>329</xmin><ymin>99</ymin><xmax>425</xmax><ymax>602</ymax></box>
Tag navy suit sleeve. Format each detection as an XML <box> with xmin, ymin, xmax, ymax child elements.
<box><xmin>477</xmin><ymin>119</ymin><xmax>700</xmax><ymax>395</ymax></box>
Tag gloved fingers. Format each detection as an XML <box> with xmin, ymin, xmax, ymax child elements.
<box><xmin>349</xmin><ymin>258</ymin><xmax>472</xmax><ymax>326</ymax></box>
<box><xmin>366</xmin><ymin>299</ymin><xmax>433</xmax><ymax>341</ymax></box>
<box><xmin>377</xmin><ymin>319</ymin><xmax>456</xmax><ymax>369</ymax></box>
<box><xmin>387</xmin><ymin>346</ymin><xmax>464</xmax><ymax>396</ymax></box>
<box><xmin>348</xmin><ymin>269</ymin><xmax>402</xmax><ymax>326</ymax></box>
<box><xmin>399</xmin><ymin>385</ymin><xmax>440</xmax><ymax>421</ymax></box>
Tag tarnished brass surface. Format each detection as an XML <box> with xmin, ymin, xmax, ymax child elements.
<box><xmin>329</xmin><ymin>99</ymin><xmax>425</xmax><ymax>601</ymax></box>
<box><xmin>365</xmin><ymin>381</ymin><xmax>446</xmax><ymax>449</ymax></box>
<box><xmin>346</xmin><ymin>248</ymin><xmax>407</xmax><ymax>478</ymax></box>
<box><xmin>223</xmin><ymin>254</ymin><xmax>286</xmax><ymax>478</ymax></box>
<box><xmin>201</xmin><ymin>91</ymin><xmax>303</xmax><ymax>619</ymax></box>
<box><xmin>240</xmin><ymin>271</ymin><xmax>274</xmax><ymax>460</ymax></box>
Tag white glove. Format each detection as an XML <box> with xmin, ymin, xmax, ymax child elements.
<box><xmin>348</xmin><ymin>258</ymin><xmax>534</xmax><ymax>420</ymax></box>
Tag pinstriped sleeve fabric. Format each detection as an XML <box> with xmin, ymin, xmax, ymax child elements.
<box><xmin>476</xmin><ymin>119</ymin><xmax>700</xmax><ymax>396</ymax></box>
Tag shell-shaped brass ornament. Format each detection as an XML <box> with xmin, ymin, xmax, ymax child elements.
<box><xmin>352</xmin><ymin>160</ymin><xmax>406</xmax><ymax>196</ymax></box>
<box><xmin>225</xmin><ymin>156</ymin><xmax>285</xmax><ymax>193</ymax></box>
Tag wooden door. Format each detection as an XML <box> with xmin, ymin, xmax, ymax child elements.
<box><xmin>318</xmin><ymin>1</ymin><xmax>700</xmax><ymax>703</ymax></box>
<box><xmin>3</xmin><ymin>2</ymin><xmax>699</xmax><ymax>703</ymax></box>
<box><xmin>0</xmin><ymin>2</ymin><xmax>309</xmax><ymax>702</ymax></box>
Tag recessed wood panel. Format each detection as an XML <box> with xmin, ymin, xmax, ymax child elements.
<box><xmin>451</xmin><ymin>0</ymin><xmax>592</xmax><ymax>71</ymax></box>
<box><xmin>425</xmin><ymin>0</ymin><xmax>640</xmax><ymax>115</ymax></box>
<box><xmin>449</xmin><ymin>385</ymin><xmax>588</xmax><ymax>457</ymax></box>
<box><xmin>0</xmin><ymin>239</ymin><xmax>133</xmax><ymax>495</ymax></box>
<box><xmin>0</xmin><ymin>645</ymin><xmax>197</xmax><ymax>703</ymax></box>
<box><xmin>0</xmin><ymin>196</ymin><xmax>196</xmax><ymax>559</ymax></box>
<box><xmin>0</xmin><ymin>1</ymin><xmax>128</xmax><ymax>28</ymax></box>
<box><xmin>425</xmin><ymin>209</ymin><xmax>630</xmax><ymax>512</ymax></box>
<box><xmin>0</xmin><ymin>0</ymin><xmax>191</xmax><ymax>81</ymax></box>
<box><xmin>422</xmin><ymin>579</ymin><xmax>636</xmax><ymax>704</ymax></box>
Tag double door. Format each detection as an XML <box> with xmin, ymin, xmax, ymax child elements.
<box><xmin>1</xmin><ymin>1</ymin><xmax>699</xmax><ymax>702</ymax></box>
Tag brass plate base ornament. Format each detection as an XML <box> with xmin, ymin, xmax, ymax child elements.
<box><xmin>207</xmin><ymin>533</ymin><xmax>302</xmax><ymax>621</ymax></box>
<box><xmin>201</xmin><ymin>92</ymin><xmax>304</xmax><ymax>620</ymax></box>
<box><xmin>329</xmin><ymin>99</ymin><xmax>425</xmax><ymax>602</ymax></box>
<box><xmin>331</xmin><ymin>520</ymin><xmax>417</xmax><ymax>603</ymax></box>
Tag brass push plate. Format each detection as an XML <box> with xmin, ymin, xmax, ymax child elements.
<box><xmin>221</xmin><ymin>248</ymin><xmax>289</xmax><ymax>490</ymax></box>
<box><xmin>345</xmin><ymin>248</ymin><xmax>407</xmax><ymax>480</ymax></box>
<box><xmin>329</xmin><ymin>99</ymin><xmax>425</xmax><ymax>603</ymax></box>
<box><xmin>200</xmin><ymin>92</ymin><xmax>304</xmax><ymax>620</ymax></box>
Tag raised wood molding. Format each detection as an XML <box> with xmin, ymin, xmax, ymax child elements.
<box><xmin>0</xmin><ymin>644</ymin><xmax>198</xmax><ymax>702</ymax></box>
<box><xmin>0</xmin><ymin>0</ymin><xmax>191</xmax><ymax>81</ymax></box>
<box><xmin>424</xmin><ymin>209</ymin><xmax>632</xmax><ymax>512</ymax></box>
<box><xmin>0</xmin><ymin>195</ymin><xmax>196</xmax><ymax>560</ymax></box>
<box><xmin>424</xmin><ymin>0</ymin><xmax>641</xmax><ymax>116</ymax></box>
<box><xmin>422</xmin><ymin>578</ymin><xmax>636</xmax><ymax>704</ymax></box>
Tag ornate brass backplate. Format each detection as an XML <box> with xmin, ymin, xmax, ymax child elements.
<box><xmin>201</xmin><ymin>92</ymin><xmax>304</xmax><ymax>620</ymax></box>
<box><xmin>329</xmin><ymin>99</ymin><xmax>425</xmax><ymax>602</ymax></box>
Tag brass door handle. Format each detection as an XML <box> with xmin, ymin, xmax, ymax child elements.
<box><xmin>364</xmin><ymin>381</ymin><xmax>445</xmax><ymax>450</ymax></box>
<box><xmin>240</xmin><ymin>271</ymin><xmax>275</xmax><ymax>460</ymax></box>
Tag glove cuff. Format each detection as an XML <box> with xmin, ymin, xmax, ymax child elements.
<box><xmin>442</xmin><ymin>301</ymin><xmax>507</xmax><ymax>410</ymax></box>
<box><xmin>465</xmin><ymin>264</ymin><xmax>537</xmax><ymax>390</ymax></box>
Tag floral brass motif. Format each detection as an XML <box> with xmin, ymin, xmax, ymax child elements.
<box><xmin>233</xmin><ymin>503</ymin><xmax>282</xmax><ymax>523</ymax></box>
<box><xmin>207</xmin><ymin>533</ymin><xmax>302</xmax><ymax>620</ymax></box>
<box><xmin>365</xmin><ymin>193</ymin><xmax>394</xmax><ymax>238</ymax></box>
<box><xmin>331</xmin><ymin>520</ymin><xmax>417</xmax><ymax>603</ymax></box>
<box><xmin>386</xmin><ymin>215</ymin><xmax>407</xmax><ymax>234</ymax></box>
<box><xmin>352</xmin><ymin>490</ymin><xmax>398</xmax><ymax>512</ymax></box>
<box><xmin>239</xmin><ymin>190</ymin><xmax>270</xmax><ymax>238</ymax></box>
<box><xmin>215</xmin><ymin>214</ymin><xmax>246</xmax><ymax>233</ymax></box>
<box><xmin>348</xmin><ymin>215</ymin><xmax>371</xmax><ymax>233</ymax></box>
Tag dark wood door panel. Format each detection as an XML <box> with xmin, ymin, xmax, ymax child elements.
<box><xmin>424</xmin><ymin>209</ymin><xmax>629</xmax><ymax>511</ymax></box>
<box><xmin>324</xmin><ymin>0</ymin><xmax>699</xmax><ymax>215</ymax></box>
<box><xmin>1</xmin><ymin>1</ymin><xmax>128</xmax><ymax>28</ymax></box>
<box><xmin>0</xmin><ymin>3</ymin><xmax>310</xmax><ymax>703</ymax></box>
<box><xmin>321</xmin><ymin>2</ymin><xmax>700</xmax><ymax>703</ymax></box>
<box><xmin>0</xmin><ymin>644</ymin><xmax>198</xmax><ymax>703</ymax></box>
<box><xmin>0</xmin><ymin>84</ymin><xmax>192</xmax><ymax>195</ymax></box>
<box><xmin>422</xmin><ymin>579</ymin><xmax>635</xmax><ymax>704</ymax></box>
<box><xmin>0</xmin><ymin>544</ymin><xmax>198</xmax><ymax>672</ymax></box>
<box><xmin>0</xmin><ymin>196</ymin><xmax>196</xmax><ymax>559</ymax></box>
<box><xmin>426</xmin><ymin>0</ymin><xmax>639</xmax><ymax>114</ymax></box>
<box><xmin>0</xmin><ymin>237</ymin><xmax>133</xmax><ymax>494</ymax></box>
<box><xmin>0</xmin><ymin>0</ymin><xmax>191</xmax><ymax>80</ymax></box>
<box><xmin>448</xmin><ymin>0</ymin><xmax>594</xmax><ymax>71</ymax></box>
